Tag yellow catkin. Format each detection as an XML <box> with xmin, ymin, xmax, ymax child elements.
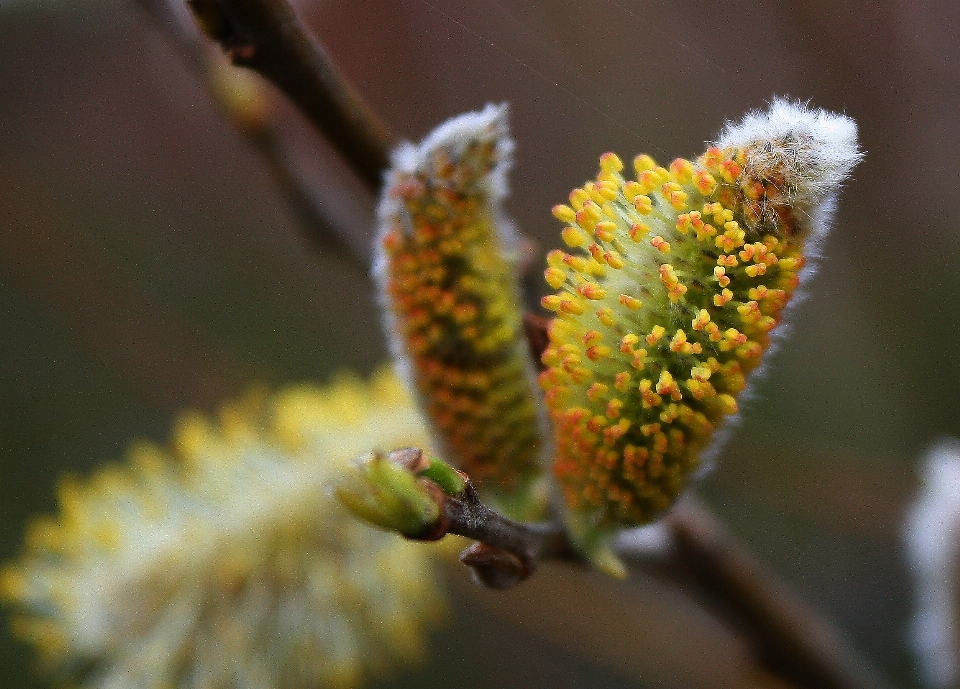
<box><xmin>0</xmin><ymin>370</ymin><xmax>444</xmax><ymax>689</ymax></box>
<box><xmin>375</xmin><ymin>104</ymin><xmax>545</xmax><ymax>496</ymax></box>
<box><xmin>539</xmin><ymin>101</ymin><xmax>861</xmax><ymax>528</ymax></box>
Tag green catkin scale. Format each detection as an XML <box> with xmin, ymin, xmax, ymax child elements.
<box><xmin>538</xmin><ymin>99</ymin><xmax>862</xmax><ymax>532</ymax></box>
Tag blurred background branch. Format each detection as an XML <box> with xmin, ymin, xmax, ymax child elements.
<box><xmin>131</xmin><ymin>0</ymin><xmax>374</xmax><ymax>266</ymax></box>
<box><xmin>635</xmin><ymin>499</ymin><xmax>896</xmax><ymax>689</ymax></box>
<box><xmin>187</xmin><ymin>0</ymin><xmax>394</xmax><ymax>190</ymax></box>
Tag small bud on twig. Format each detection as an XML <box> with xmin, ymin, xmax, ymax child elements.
<box><xmin>460</xmin><ymin>543</ymin><xmax>531</xmax><ymax>590</ymax></box>
<box><xmin>338</xmin><ymin>447</ymin><xmax>575</xmax><ymax>589</ymax></box>
<box><xmin>336</xmin><ymin>449</ymin><xmax>451</xmax><ymax>538</ymax></box>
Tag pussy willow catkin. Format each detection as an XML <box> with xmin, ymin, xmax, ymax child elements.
<box><xmin>1</xmin><ymin>371</ymin><xmax>443</xmax><ymax>689</ymax></box>
<box><xmin>375</xmin><ymin>104</ymin><xmax>546</xmax><ymax>495</ymax></box>
<box><xmin>539</xmin><ymin>99</ymin><xmax>862</xmax><ymax>528</ymax></box>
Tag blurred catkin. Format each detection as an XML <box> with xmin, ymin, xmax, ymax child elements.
<box><xmin>906</xmin><ymin>439</ymin><xmax>960</xmax><ymax>689</ymax></box>
<box><xmin>1</xmin><ymin>369</ymin><xmax>444</xmax><ymax>689</ymax></box>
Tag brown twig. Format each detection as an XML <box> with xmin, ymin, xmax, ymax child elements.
<box><xmin>620</xmin><ymin>498</ymin><xmax>896</xmax><ymax>689</ymax></box>
<box><xmin>402</xmin><ymin>463</ymin><xmax>890</xmax><ymax>689</ymax></box>
<box><xmin>246</xmin><ymin>126</ymin><xmax>372</xmax><ymax>266</ymax></box>
<box><xmin>131</xmin><ymin>0</ymin><xmax>372</xmax><ymax>267</ymax></box>
<box><xmin>407</xmin><ymin>474</ymin><xmax>577</xmax><ymax>590</ymax></box>
<box><xmin>376</xmin><ymin>444</ymin><xmax>891</xmax><ymax>689</ymax></box>
<box><xmin>188</xmin><ymin>0</ymin><xmax>394</xmax><ymax>191</ymax></box>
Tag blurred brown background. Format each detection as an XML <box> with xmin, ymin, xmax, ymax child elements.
<box><xmin>1</xmin><ymin>0</ymin><xmax>958</xmax><ymax>687</ymax></box>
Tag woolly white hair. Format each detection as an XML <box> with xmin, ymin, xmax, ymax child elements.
<box><xmin>376</xmin><ymin>102</ymin><xmax>518</xmax><ymax>250</ymax></box>
<box><xmin>699</xmin><ymin>98</ymin><xmax>862</xmax><ymax>472</ymax></box>
<box><xmin>715</xmin><ymin>97</ymin><xmax>863</xmax><ymax>213</ymax></box>
<box><xmin>906</xmin><ymin>439</ymin><xmax>960</xmax><ymax>688</ymax></box>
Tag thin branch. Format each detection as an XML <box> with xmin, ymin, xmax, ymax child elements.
<box><xmin>356</xmin><ymin>448</ymin><xmax>577</xmax><ymax>589</ymax></box>
<box><xmin>131</xmin><ymin>0</ymin><xmax>371</xmax><ymax>268</ymax></box>
<box><xmin>179</xmin><ymin>0</ymin><xmax>552</xmax><ymax>283</ymax></box>
<box><xmin>399</xmin><ymin>468</ymin><xmax>891</xmax><ymax>689</ymax></box>
<box><xmin>246</xmin><ymin>126</ymin><xmax>372</xmax><ymax>266</ymax></box>
<box><xmin>620</xmin><ymin>499</ymin><xmax>897</xmax><ymax>689</ymax></box>
<box><xmin>443</xmin><ymin>481</ymin><xmax>577</xmax><ymax>589</ymax></box>
<box><xmin>188</xmin><ymin>0</ymin><xmax>394</xmax><ymax>191</ymax></box>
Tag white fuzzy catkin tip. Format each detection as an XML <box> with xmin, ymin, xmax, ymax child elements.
<box><xmin>715</xmin><ymin>97</ymin><xmax>863</xmax><ymax>211</ymax></box>
<box><xmin>906</xmin><ymin>439</ymin><xmax>960</xmax><ymax>688</ymax></box>
<box><xmin>377</xmin><ymin>102</ymin><xmax>516</xmax><ymax>246</ymax></box>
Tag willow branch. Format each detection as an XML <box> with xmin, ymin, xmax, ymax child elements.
<box><xmin>618</xmin><ymin>499</ymin><xmax>896</xmax><ymax>689</ymax></box>
<box><xmin>414</xmin><ymin>485</ymin><xmax>891</xmax><ymax>689</ymax></box>
<box><xmin>188</xmin><ymin>0</ymin><xmax>394</xmax><ymax>191</ymax></box>
<box><xmin>433</xmin><ymin>480</ymin><xmax>578</xmax><ymax>589</ymax></box>
<box><xmin>339</xmin><ymin>446</ymin><xmax>889</xmax><ymax>689</ymax></box>
<box><xmin>245</xmin><ymin>127</ymin><xmax>372</xmax><ymax>265</ymax></box>
<box><xmin>131</xmin><ymin>0</ymin><xmax>371</xmax><ymax>267</ymax></box>
<box><xmin>432</xmin><ymin>488</ymin><xmax>890</xmax><ymax>689</ymax></box>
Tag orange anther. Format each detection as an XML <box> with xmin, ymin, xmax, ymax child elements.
<box><xmin>714</xmin><ymin>289</ymin><xmax>733</xmax><ymax>307</ymax></box>
<box><xmin>629</xmin><ymin>223</ymin><xmax>650</xmax><ymax>241</ymax></box>
<box><xmin>594</xmin><ymin>221</ymin><xmax>617</xmax><ymax>242</ymax></box>
<box><xmin>585</xmin><ymin>345</ymin><xmax>611</xmax><ymax>361</ymax></box>
<box><xmin>596</xmin><ymin>307</ymin><xmax>616</xmax><ymax>327</ymax></box>
<box><xmin>604</xmin><ymin>251</ymin><xmax>625</xmax><ymax>269</ymax></box>
<box><xmin>633</xmin><ymin>195</ymin><xmax>653</xmax><ymax>214</ymax></box>
<box><xmin>600</xmin><ymin>152</ymin><xmax>624</xmax><ymax>173</ymax></box>
<box><xmin>670</xmin><ymin>158</ymin><xmax>694</xmax><ymax>182</ymax></box>
<box><xmin>694</xmin><ymin>169</ymin><xmax>718</xmax><ymax>194</ymax></box>
<box><xmin>582</xmin><ymin>330</ymin><xmax>603</xmax><ymax>346</ymax></box>
<box><xmin>646</xmin><ymin>325</ymin><xmax>666</xmax><ymax>345</ymax></box>
<box><xmin>552</xmin><ymin>204</ymin><xmax>577</xmax><ymax>223</ymax></box>
<box><xmin>717</xmin><ymin>254</ymin><xmax>738</xmax><ymax>268</ymax></box>
<box><xmin>578</xmin><ymin>283</ymin><xmax>607</xmax><ymax>300</ymax></box>
<box><xmin>586</xmin><ymin>382</ymin><xmax>608</xmax><ymax>401</ymax></box>
<box><xmin>619</xmin><ymin>333</ymin><xmax>639</xmax><ymax>354</ymax></box>
<box><xmin>544</xmin><ymin>267</ymin><xmax>567</xmax><ymax>289</ymax></box>
<box><xmin>606</xmin><ymin>399</ymin><xmax>624</xmax><ymax>419</ymax></box>
<box><xmin>650</xmin><ymin>236</ymin><xmax>671</xmax><ymax>253</ymax></box>
<box><xmin>619</xmin><ymin>294</ymin><xmax>643</xmax><ymax>310</ymax></box>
